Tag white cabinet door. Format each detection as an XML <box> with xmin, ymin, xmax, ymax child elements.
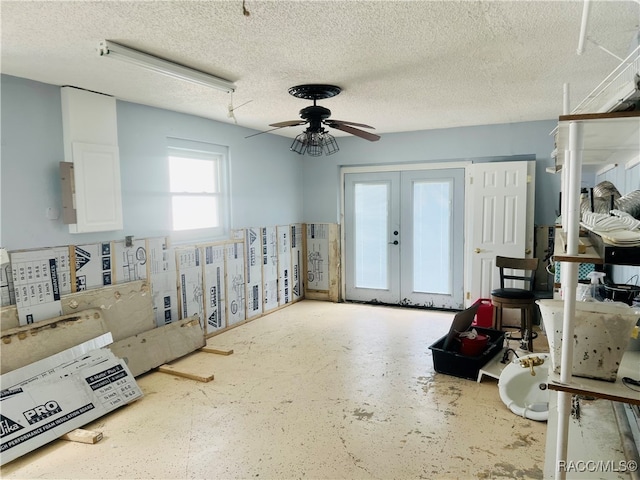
<box><xmin>71</xmin><ymin>142</ymin><xmax>123</xmax><ymax>233</ymax></box>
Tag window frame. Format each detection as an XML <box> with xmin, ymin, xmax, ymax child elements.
<box><xmin>167</xmin><ymin>139</ymin><xmax>230</xmax><ymax>243</ymax></box>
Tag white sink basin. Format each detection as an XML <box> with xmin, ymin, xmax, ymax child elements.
<box><xmin>498</xmin><ymin>353</ymin><xmax>549</xmax><ymax>422</ymax></box>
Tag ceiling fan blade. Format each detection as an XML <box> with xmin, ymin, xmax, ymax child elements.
<box><xmin>327</xmin><ymin>123</ymin><xmax>380</xmax><ymax>142</ymax></box>
<box><xmin>245</xmin><ymin>126</ymin><xmax>289</xmax><ymax>139</ymax></box>
<box><xmin>327</xmin><ymin>119</ymin><xmax>375</xmax><ymax>129</ymax></box>
<box><xmin>269</xmin><ymin>120</ymin><xmax>307</xmax><ymax>127</ymax></box>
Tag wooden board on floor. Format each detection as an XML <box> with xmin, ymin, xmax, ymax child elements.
<box><xmin>0</xmin><ymin>309</ymin><xmax>108</xmax><ymax>374</ymax></box>
<box><xmin>108</xmin><ymin>316</ymin><xmax>206</xmax><ymax>377</ymax></box>
<box><xmin>157</xmin><ymin>363</ymin><xmax>214</xmax><ymax>382</ymax></box>
<box><xmin>61</xmin><ymin>429</ymin><xmax>103</xmax><ymax>444</ymax></box>
<box><xmin>200</xmin><ymin>347</ymin><xmax>233</xmax><ymax>355</ymax></box>
<box><xmin>156</xmin><ymin>346</ymin><xmax>226</xmax><ymax>382</ymax></box>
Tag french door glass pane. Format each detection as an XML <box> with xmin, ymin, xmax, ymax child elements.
<box><xmin>354</xmin><ymin>183</ymin><xmax>388</xmax><ymax>289</ymax></box>
<box><xmin>413</xmin><ymin>180</ymin><xmax>451</xmax><ymax>294</ymax></box>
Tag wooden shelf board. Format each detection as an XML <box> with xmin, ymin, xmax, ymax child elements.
<box><xmin>559</xmin><ymin>111</ymin><xmax>640</xmax><ymax>122</ymax></box>
<box><xmin>553</xmin><ymin>233</ymin><xmax>603</xmax><ymax>264</ymax></box>
<box><xmin>555</xmin><ymin>111</ymin><xmax>640</xmax><ymax>166</ymax></box>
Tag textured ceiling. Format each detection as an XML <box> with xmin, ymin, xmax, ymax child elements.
<box><xmin>2</xmin><ymin>1</ymin><xmax>639</xmax><ymax>139</ymax></box>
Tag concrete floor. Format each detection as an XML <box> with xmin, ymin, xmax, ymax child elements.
<box><xmin>1</xmin><ymin>300</ymin><xmax>548</xmax><ymax>479</ymax></box>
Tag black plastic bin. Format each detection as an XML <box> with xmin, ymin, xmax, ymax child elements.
<box><xmin>429</xmin><ymin>327</ymin><xmax>505</xmax><ymax>380</ymax></box>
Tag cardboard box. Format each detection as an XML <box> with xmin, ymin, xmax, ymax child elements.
<box><xmin>306</xmin><ymin>224</ymin><xmax>329</xmax><ymax>291</ymax></box>
<box><xmin>10</xmin><ymin>247</ymin><xmax>72</xmax><ymax>325</ymax></box>
<box><xmin>70</xmin><ymin>242</ymin><xmax>113</xmax><ymax>291</ymax></box>
<box><xmin>225</xmin><ymin>242</ymin><xmax>245</xmax><ymax>326</ymax></box>
<box><xmin>262</xmin><ymin>226</ymin><xmax>278</xmax><ymax>312</ymax></box>
<box><xmin>147</xmin><ymin>237</ymin><xmax>178</xmax><ymax>327</ymax></box>
<box><xmin>203</xmin><ymin>244</ymin><xmax>226</xmax><ymax>334</ymax></box>
<box><xmin>0</xmin><ymin>348</ymin><xmax>142</xmax><ymax>465</ymax></box>
<box><xmin>277</xmin><ymin>225</ymin><xmax>291</xmax><ymax>307</ymax></box>
<box><xmin>290</xmin><ymin>224</ymin><xmax>303</xmax><ymax>302</ymax></box>
<box><xmin>244</xmin><ymin>228</ymin><xmax>264</xmax><ymax>319</ymax></box>
<box><xmin>176</xmin><ymin>246</ymin><xmax>204</xmax><ymax>326</ymax></box>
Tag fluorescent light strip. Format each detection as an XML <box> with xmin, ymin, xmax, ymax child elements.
<box><xmin>98</xmin><ymin>40</ymin><xmax>235</xmax><ymax>93</ymax></box>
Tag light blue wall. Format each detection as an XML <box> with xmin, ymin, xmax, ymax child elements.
<box><xmin>1</xmin><ymin>75</ymin><xmax>66</xmax><ymax>250</ymax></box>
<box><xmin>302</xmin><ymin>121</ymin><xmax>561</xmax><ymax>226</ymax></box>
<box><xmin>1</xmin><ymin>75</ymin><xmax>300</xmax><ymax>251</ymax></box>
<box><xmin>115</xmin><ymin>101</ymin><xmax>302</xmax><ymax>240</ymax></box>
<box><xmin>1</xmin><ymin>74</ymin><xmax>562</xmax><ymax>253</ymax></box>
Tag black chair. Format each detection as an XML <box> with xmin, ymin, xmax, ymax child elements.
<box><xmin>490</xmin><ymin>256</ymin><xmax>539</xmax><ymax>352</ymax></box>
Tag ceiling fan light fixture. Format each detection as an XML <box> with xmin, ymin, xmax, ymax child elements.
<box><xmin>306</xmin><ymin>132</ymin><xmax>324</xmax><ymax>157</ymax></box>
<box><xmin>290</xmin><ymin>133</ymin><xmax>307</xmax><ymax>155</ymax></box>
<box><xmin>290</xmin><ymin>131</ymin><xmax>340</xmax><ymax>157</ymax></box>
<box><xmin>270</xmin><ymin>84</ymin><xmax>376</xmax><ymax>156</ymax></box>
<box><xmin>322</xmin><ymin>133</ymin><xmax>339</xmax><ymax>156</ymax></box>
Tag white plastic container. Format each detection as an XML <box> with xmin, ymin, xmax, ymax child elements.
<box><xmin>536</xmin><ymin>299</ymin><xmax>639</xmax><ymax>381</ymax></box>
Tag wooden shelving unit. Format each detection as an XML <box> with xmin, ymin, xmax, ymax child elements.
<box><xmin>554</xmin><ymin>111</ymin><xmax>640</xmax><ymax>167</ymax></box>
<box><xmin>548</xmin><ymin>110</ymin><xmax>640</xmax><ymax>480</ymax></box>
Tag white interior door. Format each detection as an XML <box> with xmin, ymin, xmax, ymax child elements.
<box><xmin>344</xmin><ymin>169</ymin><xmax>464</xmax><ymax>308</ymax></box>
<box><xmin>468</xmin><ymin>161</ymin><xmax>532</xmax><ymax>301</ymax></box>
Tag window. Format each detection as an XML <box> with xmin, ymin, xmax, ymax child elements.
<box><xmin>167</xmin><ymin>139</ymin><xmax>229</xmax><ymax>240</ymax></box>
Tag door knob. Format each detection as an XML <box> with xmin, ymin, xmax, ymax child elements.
<box><xmin>475</xmin><ymin>248</ymin><xmax>481</xmax><ymax>253</ymax></box>
<box><xmin>389</xmin><ymin>240</ymin><xmax>399</xmax><ymax>245</ymax></box>
<box><xmin>525</xmin><ymin>248</ymin><xmax>532</xmax><ymax>255</ymax></box>
<box><xmin>393</xmin><ymin>231</ymin><xmax>399</xmax><ymax>235</ymax></box>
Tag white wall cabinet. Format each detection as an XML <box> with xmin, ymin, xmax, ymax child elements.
<box><xmin>70</xmin><ymin>142</ymin><xmax>123</xmax><ymax>233</ymax></box>
<box><xmin>61</xmin><ymin>86</ymin><xmax>123</xmax><ymax>233</ymax></box>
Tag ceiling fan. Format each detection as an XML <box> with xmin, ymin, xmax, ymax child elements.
<box><xmin>249</xmin><ymin>84</ymin><xmax>380</xmax><ymax>156</ymax></box>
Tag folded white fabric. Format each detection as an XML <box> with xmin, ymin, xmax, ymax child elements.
<box><xmin>581</xmin><ymin>211</ymin><xmax>631</xmax><ymax>232</ymax></box>
<box><xmin>610</xmin><ymin>210</ymin><xmax>640</xmax><ymax>230</ymax></box>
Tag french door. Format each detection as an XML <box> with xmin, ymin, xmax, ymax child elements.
<box><xmin>344</xmin><ymin>168</ymin><xmax>465</xmax><ymax>309</ymax></box>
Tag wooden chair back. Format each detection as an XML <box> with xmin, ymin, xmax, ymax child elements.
<box><xmin>496</xmin><ymin>256</ymin><xmax>539</xmax><ymax>291</ymax></box>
